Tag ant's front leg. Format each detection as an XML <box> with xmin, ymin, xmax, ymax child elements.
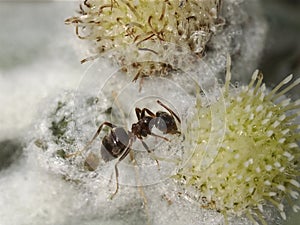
<box><xmin>135</xmin><ymin>107</ymin><xmax>155</xmax><ymax>120</ymax></box>
<box><xmin>141</xmin><ymin>108</ymin><xmax>155</xmax><ymax>118</ymax></box>
<box><xmin>150</xmin><ymin>133</ymin><xmax>170</xmax><ymax>142</ymax></box>
<box><xmin>135</xmin><ymin>108</ymin><xmax>142</xmax><ymax>120</ymax></box>
<box><xmin>66</xmin><ymin>122</ymin><xmax>116</xmax><ymax>158</ymax></box>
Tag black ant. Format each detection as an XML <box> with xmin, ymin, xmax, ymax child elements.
<box><xmin>69</xmin><ymin>100</ymin><xmax>181</xmax><ymax>198</ymax></box>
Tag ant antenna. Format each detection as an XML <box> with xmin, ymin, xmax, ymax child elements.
<box><xmin>157</xmin><ymin>100</ymin><xmax>181</xmax><ymax>123</ymax></box>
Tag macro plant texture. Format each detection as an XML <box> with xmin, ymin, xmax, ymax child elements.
<box><xmin>65</xmin><ymin>0</ymin><xmax>266</xmax><ymax>81</ymax></box>
<box><xmin>1</xmin><ymin>1</ymin><xmax>299</xmax><ymax>225</ymax></box>
<box><xmin>28</xmin><ymin>61</ymin><xmax>300</xmax><ymax>225</ymax></box>
<box><xmin>59</xmin><ymin>0</ymin><xmax>298</xmax><ymax>224</ymax></box>
<box><xmin>65</xmin><ymin>0</ymin><xmax>222</xmax><ymax>77</ymax></box>
<box><xmin>178</xmin><ymin>62</ymin><xmax>300</xmax><ymax>224</ymax></box>
<box><xmin>66</xmin><ymin>0</ymin><xmax>221</xmax><ymax>53</ymax></box>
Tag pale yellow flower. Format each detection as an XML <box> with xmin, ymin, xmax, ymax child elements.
<box><xmin>178</xmin><ymin>61</ymin><xmax>300</xmax><ymax>223</ymax></box>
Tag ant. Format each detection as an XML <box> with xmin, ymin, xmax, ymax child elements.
<box><xmin>69</xmin><ymin>100</ymin><xmax>181</xmax><ymax>198</ymax></box>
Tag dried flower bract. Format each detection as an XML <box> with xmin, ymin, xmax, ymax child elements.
<box><xmin>66</xmin><ymin>0</ymin><xmax>223</xmax><ymax>78</ymax></box>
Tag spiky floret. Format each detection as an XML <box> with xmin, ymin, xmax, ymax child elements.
<box><xmin>65</xmin><ymin>0</ymin><xmax>222</xmax><ymax>77</ymax></box>
<box><xmin>178</xmin><ymin>64</ymin><xmax>300</xmax><ymax>223</ymax></box>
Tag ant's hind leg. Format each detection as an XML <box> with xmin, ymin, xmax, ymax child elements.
<box><xmin>110</xmin><ymin>139</ymin><xmax>133</xmax><ymax>199</ymax></box>
<box><xmin>66</xmin><ymin>121</ymin><xmax>116</xmax><ymax>158</ymax></box>
<box><xmin>110</xmin><ymin>161</ymin><xmax>120</xmax><ymax>200</ymax></box>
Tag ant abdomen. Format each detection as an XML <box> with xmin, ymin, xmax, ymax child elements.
<box><xmin>101</xmin><ymin>127</ymin><xmax>129</xmax><ymax>162</ymax></box>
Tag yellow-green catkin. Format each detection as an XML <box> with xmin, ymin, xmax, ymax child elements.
<box><xmin>178</xmin><ymin>64</ymin><xmax>300</xmax><ymax>223</ymax></box>
<box><xmin>65</xmin><ymin>0</ymin><xmax>222</xmax><ymax>77</ymax></box>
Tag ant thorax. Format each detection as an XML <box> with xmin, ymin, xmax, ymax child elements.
<box><xmin>131</xmin><ymin>116</ymin><xmax>155</xmax><ymax>139</ymax></box>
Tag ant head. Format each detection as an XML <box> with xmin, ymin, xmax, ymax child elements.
<box><xmin>154</xmin><ymin>111</ymin><xmax>177</xmax><ymax>134</ymax></box>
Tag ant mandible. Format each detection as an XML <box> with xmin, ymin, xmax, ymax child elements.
<box><xmin>69</xmin><ymin>100</ymin><xmax>181</xmax><ymax>199</ymax></box>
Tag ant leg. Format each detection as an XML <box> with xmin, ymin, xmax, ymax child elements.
<box><xmin>66</xmin><ymin>122</ymin><xmax>116</xmax><ymax>158</ymax></box>
<box><xmin>110</xmin><ymin>138</ymin><xmax>133</xmax><ymax>199</ymax></box>
<box><xmin>140</xmin><ymin>140</ymin><xmax>160</xmax><ymax>170</ymax></box>
<box><xmin>110</xmin><ymin>161</ymin><xmax>121</xmax><ymax>199</ymax></box>
<box><xmin>157</xmin><ymin>100</ymin><xmax>181</xmax><ymax>123</ymax></box>
<box><xmin>136</xmin><ymin>107</ymin><xmax>155</xmax><ymax>120</ymax></box>
<box><xmin>135</xmin><ymin>108</ymin><xmax>142</xmax><ymax>120</ymax></box>
<box><xmin>150</xmin><ymin>133</ymin><xmax>170</xmax><ymax>142</ymax></box>
<box><xmin>141</xmin><ymin>108</ymin><xmax>155</xmax><ymax>117</ymax></box>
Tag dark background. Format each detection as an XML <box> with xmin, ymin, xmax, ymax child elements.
<box><xmin>260</xmin><ymin>0</ymin><xmax>300</xmax><ymax>98</ymax></box>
